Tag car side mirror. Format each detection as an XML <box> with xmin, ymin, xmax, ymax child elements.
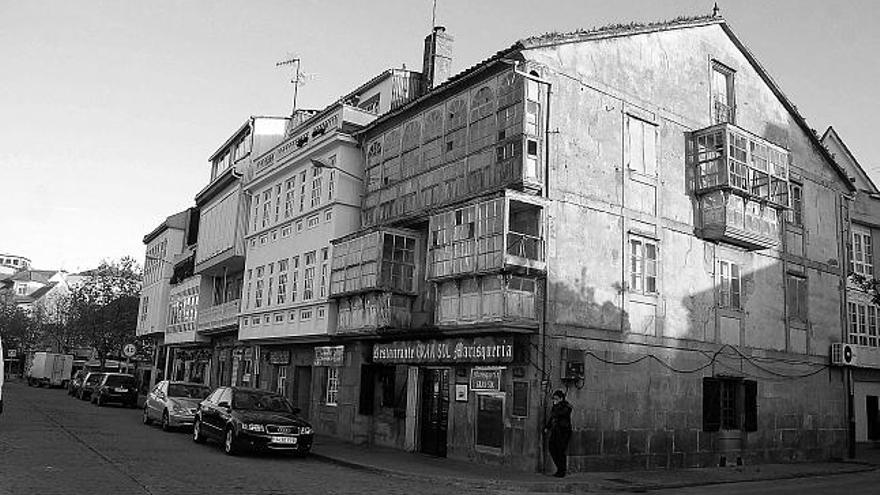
<box><xmin>292</xmin><ymin>407</ymin><xmax>301</xmax><ymax>415</ymax></box>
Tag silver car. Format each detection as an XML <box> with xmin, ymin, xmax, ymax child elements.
<box><xmin>143</xmin><ymin>380</ymin><xmax>210</xmax><ymax>431</ymax></box>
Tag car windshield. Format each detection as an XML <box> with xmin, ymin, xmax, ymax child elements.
<box><xmin>104</xmin><ymin>375</ymin><xmax>134</xmax><ymax>387</ymax></box>
<box><xmin>86</xmin><ymin>374</ymin><xmax>104</xmax><ymax>385</ymax></box>
<box><xmin>232</xmin><ymin>391</ymin><xmax>292</xmax><ymax>413</ymax></box>
<box><xmin>168</xmin><ymin>384</ymin><xmax>210</xmax><ymax>399</ymax></box>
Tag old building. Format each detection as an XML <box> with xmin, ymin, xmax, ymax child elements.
<box><xmin>0</xmin><ymin>253</ymin><xmax>31</xmax><ymax>279</ymax></box>
<box><xmin>238</xmin><ymin>69</ymin><xmax>423</xmax><ymax>429</ymax></box>
<box><xmin>822</xmin><ymin>127</ymin><xmax>880</xmax><ymax>445</ymax></box>
<box><xmin>137</xmin><ymin>208</ymin><xmax>196</xmax><ymax>389</ymax></box>
<box><xmin>329</xmin><ymin>14</ymin><xmax>854</xmax><ymax>472</ymax></box>
<box><xmin>193</xmin><ymin>117</ymin><xmax>289</xmax><ymax>387</ymax></box>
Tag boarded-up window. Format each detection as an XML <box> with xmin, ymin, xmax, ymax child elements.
<box><xmin>786</xmin><ymin>274</ymin><xmax>808</xmax><ymax>320</ymax></box>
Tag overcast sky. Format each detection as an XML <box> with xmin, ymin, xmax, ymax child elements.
<box><xmin>1</xmin><ymin>0</ymin><xmax>877</xmax><ymax>271</ymax></box>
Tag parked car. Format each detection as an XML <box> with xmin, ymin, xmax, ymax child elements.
<box><xmin>68</xmin><ymin>370</ymin><xmax>88</xmax><ymax>396</ymax></box>
<box><xmin>143</xmin><ymin>381</ymin><xmax>210</xmax><ymax>431</ymax></box>
<box><xmin>192</xmin><ymin>387</ymin><xmax>313</xmax><ymax>456</ymax></box>
<box><xmin>91</xmin><ymin>373</ymin><xmax>137</xmax><ymax>407</ymax></box>
<box><xmin>77</xmin><ymin>372</ymin><xmax>106</xmax><ymax>401</ymax></box>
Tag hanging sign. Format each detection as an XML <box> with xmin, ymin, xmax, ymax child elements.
<box><xmin>314</xmin><ymin>345</ymin><xmax>344</xmax><ymax>366</ymax></box>
<box><xmin>470</xmin><ymin>368</ymin><xmax>502</xmax><ymax>392</ymax></box>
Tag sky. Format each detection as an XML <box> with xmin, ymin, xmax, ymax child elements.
<box><xmin>1</xmin><ymin>0</ymin><xmax>877</xmax><ymax>271</ymax></box>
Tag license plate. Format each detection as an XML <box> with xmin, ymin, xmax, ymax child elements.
<box><xmin>271</xmin><ymin>436</ymin><xmax>297</xmax><ymax>444</ymax></box>
<box><xmin>114</xmin><ymin>388</ymin><xmax>128</xmax><ymax>393</ymax></box>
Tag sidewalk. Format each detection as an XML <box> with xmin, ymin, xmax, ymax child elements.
<box><xmin>309</xmin><ymin>435</ymin><xmax>880</xmax><ymax>493</ymax></box>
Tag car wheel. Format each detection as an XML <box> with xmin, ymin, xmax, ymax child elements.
<box><xmin>224</xmin><ymin>427</ymin><xmax>238</xmax><ymax>456</ymax></box>
<box><xmin>161</xmin><ymin>411</ymin><xmax>171</xmax><ymax>432</ymax></box>
<box><xmin>142</xmin><ymin>406</ymin><xmax>152</xmax><ymax>425</ymax></box>
<box><xmin>192</xmin><ymin>419</ymin><xmax>206</xmax><ymax>444</ymax></box>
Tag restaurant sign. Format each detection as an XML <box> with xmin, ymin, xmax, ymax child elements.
<box><xmin>372</xmin><ymin>337</ymin><xmax>513</xmax><ymax>364</ymax></box>
<box><xmin>314</xmin><ymin>345</ymin><xmax>345</xmax><ymax>367</ymax></box>
<box><xmin>470</xmin><ymin>368</ymin><xmax>502</xmax><ymax>392</ymax></box>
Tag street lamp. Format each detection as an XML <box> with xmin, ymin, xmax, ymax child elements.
<box><xmin>310</xmin><ymin>158</ymin><xmax>363</xmax><ymax>182</ymax></box>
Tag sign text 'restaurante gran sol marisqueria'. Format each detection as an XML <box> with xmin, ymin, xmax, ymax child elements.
<box><xmin>372</xmin><ymin>337</ymin><xmax>513</xmax><ymax>364</ymax></box>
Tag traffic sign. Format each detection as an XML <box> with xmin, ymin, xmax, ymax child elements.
<box><xmin>123</xmin><ymin>343</ymin><xmax>137</xmax><ymax>358</ymax></box>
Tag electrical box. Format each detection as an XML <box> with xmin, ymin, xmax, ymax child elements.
<box><xmin>560</xmin><ymin>348</ymin><xmax>584</xmax><ymax>381</ymax></box>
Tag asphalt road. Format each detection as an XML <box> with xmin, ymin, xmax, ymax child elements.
<box><xmin>0</xmin><ymin>381</ymin><xmax>484</xmax><ymax>495</ymax></box>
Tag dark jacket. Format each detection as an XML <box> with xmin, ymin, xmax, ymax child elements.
<box><xmin>546</xmin><ymin>399</ymin><xmax>572</xmax><ymax>432</ymax></box>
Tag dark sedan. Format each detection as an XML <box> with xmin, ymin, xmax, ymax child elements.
<box><xmin>92</xmin><ymin>373</ymin><xmax>138</xmax><ymax>407</ymax></box>
<box><xmin>192</xmin><ymin>387</ymin><xmax>313</xmax><ymax>456</ymax></box>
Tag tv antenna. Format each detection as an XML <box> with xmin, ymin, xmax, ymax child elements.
<box><xmin>276</xmin><ymin>54</ymin><xmax>313</xmax><ymax>114</ymax></box>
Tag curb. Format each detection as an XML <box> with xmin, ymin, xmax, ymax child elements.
<box><xmin>309</xmin><ymin>449</ymin><xmax>879</xmax><ymax>494</ymax></box>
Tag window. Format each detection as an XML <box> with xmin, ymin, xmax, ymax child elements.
<box><xmin>320</xmin><ymin>263</ymin><xmax>328</xmax><ymax>298</ymax></box>
<box><xmin>296</xmin><ymin>221</ymin><xmax>303</xmax><ymax>233</ymax></box>
<box><xmin>626</xmin><ymin>115</ymin><xmax>657</xmax><ymax>176</ymax></box>
<box><xmin>262</xmin><ymin>190</ymin><xmax>271</xmax><ymax>228</ymax></box>
<box><xmin>281</xmin><ymin>225</ymin><xmax>291</xmax><ymax>237</ymax></box>
<box><xmin>786</xmin><ymin>274</ymin><xmax>808</xmax><ymax>320</ymax></box>
<box><xmin>277</xmin><ymin>274</ymin><xmax>287</xmax><ymax>304</ymax></box>
<box><xmin>274</xmin><ymin>184</ymin><xmax>282</xmax><ymax>222</ymax></box>
<box><xmin>317</xmin><ymin>306</ymin><xmax>326</xmax><ymax>319</ymax></box>
<box><xmin>267</xmin><ymin>276</ymin><xmax>273</xmax><ymax>306</ymax></box>
<box><xmin>848</xmin><ymin>302</ymin><xmax>879</xmax><ymax>347</ymax></box>
<box><xmin>252</xmin><ymin>316</ymin><xmax>260</xmax><ymax>325</ymax></box>
<box><xmin>702</xmin><ymin>377</ymin><xmax>757</xmax><ymax>432</ymax></box>
<box><xmin>299</xmin><ymin>171</ymin><xmax>307</xmax><ymax>212</ymax></box>
<box><xmin>629</xmin><ymin>237</ymin><xmax>658</xmax><ymax>294</ymax></box>
<box><xmin>328</xmin><ymin>170</ymin><xmax>336</xmax><ymax>200</ymax></box>
<box><xmin>325</xmin><ymin>210</ymin><xmax>333</xmax><ymax>222</ymax></box>
<box><xmin>304</xmin><ymin>267</ymin><xmax>315</xmax><ymax>300</ymax></box>
<box><xmin>254</xmin><ymin>280</ymin><xmax>264</xmax><ymax>308</ymax></box>
<box><xmin>711</xmin><ymin>61</ymin><xmax>735</xmax><ymax>124</ymax></box>
<box><xmin>718</xmin><ymin>261</ymin><xmax>741</xmax><ymax>309</ymax></box>
<box><xmin>787</xmin><ymin>183</ymin><xmax>803</xmax><ymax>225</ymax></box>
<box><xmin>284</xmin><ymin>178</ymin><xmax>295</xmax><ymax>218</ymax></box>
<box><xmin>301</xmin><ymin>309</ymin><xmax>312</xmax><ymax>320</ymax></box>
<box><xmin>851</xmin><ymin>226</ymin><xmax>874</xmax><ymax>276</ymax></box>
<box><xmin>311</xmin><ymin>175</ymin><xmax>322</xmax><ymax>208</ymax></box>
<box><xmin>276</xmin><ymin>366</ymin><xmax>287</xmax><ymax>395</ymax></box>
<box><xmin>308</xmin><ymin>215</ymin><xmax>320</xmax><ymax>228</ymax></box>
<box><xmin>476</xmin><ymin>394</ymin><xmax>504</xmax><ymax>449</ymax></box>
<box><xmin>325</xmin><ymin>367</ymin><xmax>339</xmax><ymax>406</ymax></box>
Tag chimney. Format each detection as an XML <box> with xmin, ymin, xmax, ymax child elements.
<box><xmin>422</xmin><ymin>26</ymin><xmax>454</xmax><ymax>90</ymax></box>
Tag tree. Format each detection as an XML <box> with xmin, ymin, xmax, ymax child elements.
<box><xmin>65</xmin><ymin>257</ymin><xmax>142</xmax><ymax>369</ymax></box>
<box><xmin>0</xmin><ymin>299</ymin><xmax>42</xmax><ymax>354</ymax></box>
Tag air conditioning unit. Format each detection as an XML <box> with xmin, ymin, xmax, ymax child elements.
<box><xmin>830</xmin><ymin>343</ymin><xmax>855</xmax><ymax>366</ymax></box>
<box><xmin>831</xmin><ymin>343</ymin><xmax>880</xmax><ymax>369</ymax></box>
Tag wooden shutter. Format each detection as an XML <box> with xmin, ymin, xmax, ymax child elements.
<box><xmin>702</xmin><ymin>377</ymin><xmax>721</xmax><ymax>432</ymax></box>
<box><xmin>743</xmin><ymin>379</ymin><xmax>758</xmax><ymax>432</ymax></box>
<box><xmin>358</xmin><ymin>365</ymin><xmax>375</xmax><ymax>416</ymax></box>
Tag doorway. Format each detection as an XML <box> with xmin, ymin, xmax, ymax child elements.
<box><xmin>868</xmin><ymin>395</ymin><xmax>879</xmax><ymax>441</ymax></box>
<box><xmin>295</xmin><ymin>366</ymin><xmax>312</xmax><ymax>420</ymax></box>
<box><xmin>420</xmin><ymin>368</ymin><xmax>450</xmax><ymax>457</ymax></box>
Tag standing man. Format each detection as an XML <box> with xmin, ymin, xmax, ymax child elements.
<box><xmin>545</xmin><ymin>389</ymin><xmax>572</xmax><ymax>477</ymax></box>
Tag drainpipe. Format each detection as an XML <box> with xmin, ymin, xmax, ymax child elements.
<box><xmin>502</xmin><ymin>58</ymin><xmax>553</xmax><ymax>473</ymax></box>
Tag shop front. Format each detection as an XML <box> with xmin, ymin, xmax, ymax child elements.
<box><xmin>169</xmin><ymin>346</ymin><xmax>212</xmax><ymax>384</ymax></box>
<box><xmin>368</xmin><ymin>334</ymin><xmax>541</xmax><ymax>470</ymax></box>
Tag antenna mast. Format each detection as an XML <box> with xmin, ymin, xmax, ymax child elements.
<box><xmin>276</xmin><ymin>56</ymin><xmax>303</xmax><ymax>114</ymax></box>
<box><xmin>431</xmin><ymin>0</ymin><xmax>437</xmax><ymax>27</ymax></box>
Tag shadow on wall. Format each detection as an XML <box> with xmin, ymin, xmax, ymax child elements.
<box><xmin>549</xmin><ymin>267</ymin><xmax>630</xmax><ymax>333</ymax></box>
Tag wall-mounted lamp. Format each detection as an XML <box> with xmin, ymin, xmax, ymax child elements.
<box><xmin>310</xmin><ymin>158</ymin><xmax>363</xmax><ymax>182</ymax></box>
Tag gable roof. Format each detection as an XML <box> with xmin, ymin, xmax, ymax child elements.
<box><xmin>27</xmin><ymin>283</ymin><xmax>57</xmax><ymax>301</ymax></box>
<box><xmin>363</xmin><ymin>14</ymin><xmax>855</xmax><ymax>192</ymax></box>
<box><xmin>821</xmin><ymin>126</ymin><xmax>877</xmax><ymax>194</ymax></box>
<box><xmin>10</xmin><ymin>269</ymin><xmax>57</xmax><ymax>284</ymax></box>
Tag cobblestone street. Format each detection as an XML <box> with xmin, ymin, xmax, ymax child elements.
<box><xmin>0</xmin><ymin>382</ymin><xmax>483</xmax><ymax>495</ymax></box>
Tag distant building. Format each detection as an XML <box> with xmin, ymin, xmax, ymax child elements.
<box><xmin>0</xmin><ymin>253</ymin><xmax>31</xmax><ymax>279</ymax></box>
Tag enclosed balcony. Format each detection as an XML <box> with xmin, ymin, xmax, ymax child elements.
<box><xmin>435</xmin><ymin>274</ymin><xmax>539</xmax><ymax>328</ymax></box>
<box><xmin>329</xmin><ymin>228</ymin><xmax>424</xmax><ymax>297</ymax></box>
<box><xmin>335</xmin><ymin>292</ymin><xmax>413</xmax><ymax>334</ymax></box>
<box><xmin>688</xmin><ymin>123</ymin><xmax>790</xmax><ymax>250</ymax></box>
<box><xmin>428</xmin><ymin>192</ymin><xmax>545</xmax><ymax>280</ymax></box>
